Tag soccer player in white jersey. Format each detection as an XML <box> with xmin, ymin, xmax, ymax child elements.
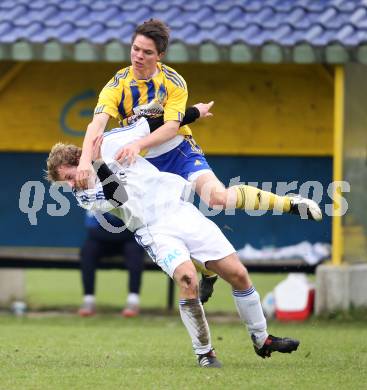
<box><xmin>46</xmin><ymin>119</ymin><xmax>300</xmax><ymax>368</ymax></box>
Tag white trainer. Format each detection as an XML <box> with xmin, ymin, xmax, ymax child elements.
<box><xmin>289</xmin><ymin>194</ymin><xmax>322</xmax><ymax>221</ymax></box>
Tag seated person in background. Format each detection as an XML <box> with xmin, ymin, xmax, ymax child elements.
<box><xmin>79</xmin><ymin>210</ymin><xmax>145</xmax><ymax>318</ymax></box>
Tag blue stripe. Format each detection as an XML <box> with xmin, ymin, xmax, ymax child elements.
<box><xmin>104</xmin><ymin>123</ymin><xmax>139</xmax><ymax>138</ymax></box>
<box><xmin>232</xmin><ymin>287</ymin><xmax>256</xmax><ymax>297</ymax></box>
<box><xmin>107</xmin><ymin>75</ymin><xmax>119</xmax><ymax>88</ymax></box>
<box><xmin>158</xmin><ymin>83</ymin><xmax>166</xmax><ymax>101</ymax></box>
<box><xmin>78</xmin><ymin>190</ymin><xmax>104</xmax><ymax>199</ymax></box>
<box><xmin>78</xmin><ymin>190</ymin><xmax>106</xmax><ymax>203</ymax></box>
<box><xmin>162</xmin><ymin>66</ymin><xmax>183</xmax><ymax>80</ymax></box>
<box><xmin>130</xmin><ymin>85</ymin><xmax>140</xmax><ymax>108</ymax></box>
<box><xmin>162</xmin><ymin>66</ymin><xmax>185</xmax><ymax>88</ymax></box>
<box><xmin>106</xmin><ymin>69</ymin><xmax>129</xmax><ymax>88</ymax></box>
<box><xmin>118</xmin><ymin>91</ymin><xmax>126</xmax><ymax>118</ymax></box>
<box><xmin>162</xmin><ymin>67</ymin><xmax>183</xmax><ymax>87</ymax></box>
<box><xmin>163</xmin><ymin>73</ymin><xmax>184</xmax><ymax>89</ymax></box>
<box><xmin>179</xmin><ymin>298</ymin><xmax>200</xmax><ymax>305</ymax></box>
<box><xmin>162</xmin><ymin>70</ymin><xmax>184</xmax><ymax>89</ymax></box>
<box><xmin>166</xmin><ymin>70</ymin><xmax>185</xmax><ymax>89</ymax></box>
<box><xmin>164</xmin><ymin>69</ymin><xmax>185</xmax><ymax>88</ymax></box>
<box><xmin>146</xmin><ymin>80</ymin><xmax>156</xmax><ymax>103</ymax></box>
<box><xmin>134</xmin><ymin>232</ymin><xmax>156</xmax><ymax>261</ymax></box>
<box><xmin>233</xmin><ymin>286</ymin><xmax>255</xmax><ymax>294</ymax></box>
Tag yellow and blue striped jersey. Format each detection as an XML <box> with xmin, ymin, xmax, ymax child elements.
<box><xmin>95</xmin><ymin>62</ymin><xmax>191</xmax><ymax>136</ymax></box>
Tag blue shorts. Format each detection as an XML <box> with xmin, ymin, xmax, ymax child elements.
<box><xmin>146</xmin><ymin>137</ymin><xmax>212</xmax><ymax>181</ymax></box>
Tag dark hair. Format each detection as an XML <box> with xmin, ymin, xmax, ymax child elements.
<box><xmin>132</xmin><ymin>19</ymin><xmax>170</xmax><ymax>54</ymax></box>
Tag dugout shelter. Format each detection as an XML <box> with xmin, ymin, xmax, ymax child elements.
<box><xmin>0</xmin><ymin>0</ymin><xmax>366</xmax><ymax>310</ymax></box>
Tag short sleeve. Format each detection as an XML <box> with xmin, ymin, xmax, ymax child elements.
<box><xmin>164</xmin><ymin>81</ymin><xmax>188</xmax><ymax>123</ymax></box>
<box><xmin>94</xmin><ymin>78</ymin><xmax>121</xmax><ymax>119</ymax></box>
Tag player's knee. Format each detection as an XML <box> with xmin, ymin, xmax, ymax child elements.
<box><xmin>178</xmin><ymin>271</ymin><xmax>198</xmax><ymax>295</ymax></box>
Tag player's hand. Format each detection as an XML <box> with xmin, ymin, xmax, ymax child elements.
<box><xmin>75</xmin><ymin>161</ymin><xmax>92</xmax><ymax>190</ymax></box>
<box><xmin>194</xmin><ymin>101</ymin><xmax>214</xmax><ymax>118</ymax></box>
<box><xmin>92</xmin><ymin>135</ymin><xmax>103</xmax><ymax>161</ymax></box>
<box><xmin>115</xmin><ymin>142</ymin><xmax>141</xmax><ymax>165</ymax></box>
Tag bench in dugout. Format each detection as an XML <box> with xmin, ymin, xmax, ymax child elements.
<box><xmin>0</xmin><ymin>246</ymin><xmax>176</xmax><ymax>310</ymax></box>
<box><xmin>0</xmin><ymin>246</ymin><xmax>318</xmax><ymax>311</ymax></box>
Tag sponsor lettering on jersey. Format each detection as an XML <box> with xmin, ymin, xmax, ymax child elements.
<box><xmin>162</xmin><ymin>249</ymin><xmax>182</xmax><ymax>269</ymax></box>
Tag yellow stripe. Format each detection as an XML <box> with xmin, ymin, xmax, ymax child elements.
<box><xmin>240</xmin><ymin>187</ymin><xmax>246</xmax><ymax>209</ymax></box>
<box><xmin>192</xmin><ymin>259</ymin><xmax>216</xmax><ymax>277</ymax></box>
<box><xmin>236</xmin><ymin>188</ymin><xmax>241</xmax><ymax>209</ymax></box>
<box><xmin>268</xmin><ymin>194</ymin><xmax>275</xmax><ymax>210</ymax></box>
<box><xmin>332</xmin><ymin>66</ymin><xmax>344</xmax><ymax>266</ymax></box>
<box><xmin>235</xmin><ymin>186</ymin><xmax>246</xmax><ymax>209</ymax></box>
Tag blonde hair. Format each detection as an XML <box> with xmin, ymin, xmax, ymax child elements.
<box><xmin>46</xmin><ymin>142</ymin><xmax>81</xmax><ymax>182</ymax></box>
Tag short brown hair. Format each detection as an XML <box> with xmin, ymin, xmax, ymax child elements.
<box><xmin>46</xmin><ymin>142</ymin><xmax>81</xmax><ymax>182</ymax></box>
<box><xmin>132</xmin><ymin>19</ymin><xmax>170</xmax><ymax>54</ymax></box>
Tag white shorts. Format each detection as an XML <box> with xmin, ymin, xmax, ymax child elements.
<box><xmin>134</xmin><ymin>202</ymin><xmax>235</xmax><ymax>278</ymax></box>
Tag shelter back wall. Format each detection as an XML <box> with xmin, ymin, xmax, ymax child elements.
<box><xmin>0</xmin><ymin>61</ymin><xmax>333</xmax><ymax>248</ymax></box>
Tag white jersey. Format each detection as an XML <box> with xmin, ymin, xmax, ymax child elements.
<box><xmin>74</xmin><ymin>118</ymin><xmax>192</xmax><ymax>231</ymax></box>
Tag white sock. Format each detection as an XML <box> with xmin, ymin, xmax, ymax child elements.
<box><xmin>233</xmin><ymin>286</ymin><xmax>268</xmax><ymax>348</ymax></box>
<box><xmin>179</xmin><ymin>298</ymin><xmax>212</xmax><ymax>355</ymax></box>
<box><xmin>126</xmin><ymin>293</ymin><xmax>140</xmax><ymax>306</ymax></box>
<box><xmin>84</xmin><ymin>295</ymin><xmax>95</xmax><ymax>304</ymax></box>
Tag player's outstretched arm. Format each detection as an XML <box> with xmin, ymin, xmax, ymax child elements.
<box><xmin>115</xmin><ymin>101</ymin><xmax>214</xmax><ymax>164</ymax></box>
<box><xmin>115</xmin><ymin>120</ymin><xmax>179</xmax><ymax>164</ymax></box>
<box><xmin>76</xmin><ymin>113</ymin><xmax>110</xmax><ymax>189</ymax></box>
<box><xmin>193</xmin><ymin>101</ymin><xmax>214</xmax><ymax>118</ymax></box>
<box><xmin>147</xmin><ymin>101</ymin><xmax>214</xmax><ymax>132</ymax></box>
<box><xmin>92</xmin><ymin>136</ymin><xmax>128</xmax><ymax>207</ymax></box>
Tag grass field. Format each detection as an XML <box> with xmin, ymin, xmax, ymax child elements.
<box><xmin>0</xmin><ymin>270</ymin><xmax>366</xmax><ymax>389</ymax></box>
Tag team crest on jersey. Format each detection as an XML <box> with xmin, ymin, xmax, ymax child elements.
<box><xmin>156</xmin><ymin>88</ymin><xmax>166</xmax><ymax>104</ymax></box>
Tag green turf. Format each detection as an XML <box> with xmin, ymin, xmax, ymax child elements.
<box><xmin>0</xmin><ymin>315</ymin><xmax>366</xmax><ymax>390</ymax></box>
<box><xmin>0</xmin><ymin>271</ymin><xmax>365</xmax><ymax>389</ymax></box>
